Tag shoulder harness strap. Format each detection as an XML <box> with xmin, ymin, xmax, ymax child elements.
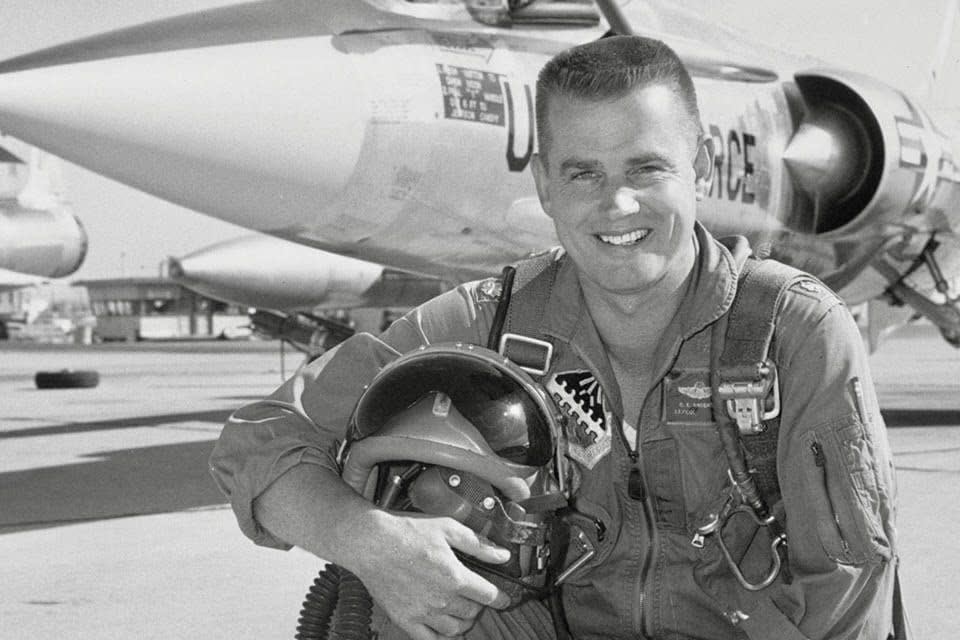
<box><xmin>487</xmin><ymin>251</ymin><xmax>561</xmax><ymax>377</ymax></box>
<box><xmin>714</xmin><ymin>256</ymin><xmax>808</xmax><ymax>504</ymax></box>
<box><xmin>705</xmin><ymin>256</ymin><xmax>810</xmax><ymax>592</ymax></box>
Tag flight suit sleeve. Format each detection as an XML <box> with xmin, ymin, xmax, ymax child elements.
<box><xmin>208</xmin><ymin>281</ymin><xmax>501</xmax><ymax>549</ymax></box>
<box><xmin>731</xmin><ymin>284</ymin><xmax>898</xmax><ymax>639</ymax></box>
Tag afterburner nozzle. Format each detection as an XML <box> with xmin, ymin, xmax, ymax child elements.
<box><xmin>782</xmin><ymin>108</ymin><xmax>868</xmax><ymax>207</ymax></box>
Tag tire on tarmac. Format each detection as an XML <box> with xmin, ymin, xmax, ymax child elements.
<box><xmin>35</xmin><ymin>369</ymin><xmax>100</xmax><ymax>389</ymax></box>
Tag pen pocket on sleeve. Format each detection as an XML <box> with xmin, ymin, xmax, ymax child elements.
<box><xmin>802</xmin><ymin>417</ymin><xmax>892</xmax><ymax>566</ymax></box>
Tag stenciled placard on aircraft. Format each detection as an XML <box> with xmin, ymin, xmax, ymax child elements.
<box><xmin>436</xmin><ymin>64</ymin><xmax>505</xmax><ymax>126</ymax></box>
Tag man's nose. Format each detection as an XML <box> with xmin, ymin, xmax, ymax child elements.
<box><xmin>605</xmin><ymin>186</ymin><xmax>641</xmax><ymax>216</ymax></box>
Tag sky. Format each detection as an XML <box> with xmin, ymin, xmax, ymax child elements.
<box><xmin>0</xmin><ymin>0</ymin><xmax>957</xmax><ymax>280</ymax></box>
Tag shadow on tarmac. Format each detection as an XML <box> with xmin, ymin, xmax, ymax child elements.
<box><xmin>0</xmin><ymin>410</ymin><xmax>232</xmax><ymax>439</ymax></box>
<box><xmin>881</xmin><ymin>409</ymin><xmax>960</xmax><ymax>427</ymax></box>
<box><xmin>0</xmin><ymin>438</ymin><xmax>229</xmax><ymax>535</ymax></box>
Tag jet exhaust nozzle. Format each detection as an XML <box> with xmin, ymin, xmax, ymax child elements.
<box><xmin>785</xmin><ymin>70</ymin><xmax>958</xmax><ymax>237</ymax></box>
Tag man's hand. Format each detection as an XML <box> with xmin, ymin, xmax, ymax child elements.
<box><xmin>349</xmin><ymin>511</ymin><xmax>512</xmax><ymax>640</ymax></box>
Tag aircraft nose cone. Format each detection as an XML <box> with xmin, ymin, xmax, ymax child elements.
<box><xmin>0</xmin><ymin>31</ymin><xmax>367</xmax><ymax>232</ymax></box>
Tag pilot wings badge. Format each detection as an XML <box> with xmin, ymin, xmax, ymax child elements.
<box><xmin>663</xmin><ymin>370</ymin><xmax>714</xmax><ymax>424</ymax></box>
<box><xmin>546</xmin><ymin>370</ymin><xmax>611</xmax><ymax>469</ymax></box>
<box><xmin>677</xmin><ymin>381</ymin><xmax>711</xmax><ymax>400</ymax></box>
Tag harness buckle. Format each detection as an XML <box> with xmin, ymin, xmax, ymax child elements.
<box><xmin>716</xmin><ymin>360</ymin><xmax>780</xmax><ymax>435</ymax></box>
<box><xmin>499</xmin><ymin>333</ymin><xmax>553</xmax><ymax>376</ymax></box>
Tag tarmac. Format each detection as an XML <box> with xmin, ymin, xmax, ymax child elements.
<box><xmin>1</xmin><ymin>327</ymin><xmax>958</xmax><ymax>639</ymax></box>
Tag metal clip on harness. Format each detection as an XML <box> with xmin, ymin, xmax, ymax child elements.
<box><xmin>692</xmin><ymin>487</ymin><xmax>786</xmax><ymax>591</ymax></box>
<box><xmin>707</xmin><ymin>326</ymin><xmax>789</xmax><ymax>591</ymax></box>
<box><xmin>715</xmin><ymin>360</ymin><xmax>780</xmax><ymax>435</ymax></box>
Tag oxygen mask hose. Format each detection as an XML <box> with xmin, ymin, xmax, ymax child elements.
<box><xmin>296</xmin><ymin>464</ymin><xmax>426</xmax><ymax>639</ymax></box>
<box><xmin>295</xmin><ymin>564</ymin><xmax>373</xmax><ymax>640</ymax></box>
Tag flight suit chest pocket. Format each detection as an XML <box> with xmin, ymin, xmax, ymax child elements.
<box><xmin>801</xmin><ymin>415</ymin><xmax>892</xmax><ymax>566</ymax></box>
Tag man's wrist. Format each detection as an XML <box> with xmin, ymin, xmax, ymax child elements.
<box><xmin>330</xmin><ymin>505</ymin><xmax>396</xmax><ymax>572</ymax></box>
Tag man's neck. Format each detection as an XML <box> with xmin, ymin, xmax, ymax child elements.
<box><xmin>578</xmin><ymin>250</ymin><xmax>697</xmax><ymax>365</ymax></box>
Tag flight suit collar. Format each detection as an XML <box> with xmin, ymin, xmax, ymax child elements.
<box><xmin>535</xmin><ymin>222</ymin><xmax>748</xmax><ymax>415</ymax></box>
<box><xmin>539</xmin><ymin>222</ymin><xmax>745</xmax><ymax>343</ymax></box>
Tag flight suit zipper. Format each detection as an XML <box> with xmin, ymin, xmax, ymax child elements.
<box><xmin>613</xmin><ymin>382</ymin><xmax>658</xmax><ymax>638</ymax></box>
<box><xmin>626</xmin><ymin>338</ymin><xmax>685</xmax><ymax>638</ymax></box>
<box><xmin>570</xmin><ymin>330</ymin><xmax>688</xmax><ymax>638</ymax></box>
<box><xmin>626</xmin><ymin>444</ymin><xmax>654</xmax><ymax>636</ymax></box>
<box><xmin>567</xmin><ymin>339</ymin><xmax>651</xmax><ymax>636</ymax></box>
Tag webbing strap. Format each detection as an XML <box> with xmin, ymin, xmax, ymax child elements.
<box><xmin>504</xmin><ymin>254</ymin><xmax>560</xmax><ymax>336</ymax></box>
<box><xmin>487</xmin><ymin>266</ymin><xmax>517</xmax><ymax>351</ymax></box>
<box><xmin>491</xmin><ymin>252</ymin><xmax>561</xmax><ymax>375</ymax></box>
<box><xmin>719</xmin><ymin>257</ymin><xmax>806</xmax><ymax>505</ymax></box>
<box><xmin>721</xmin><ymin>258</ymin><xmax>804</xmax><ymax>369</ymax></box>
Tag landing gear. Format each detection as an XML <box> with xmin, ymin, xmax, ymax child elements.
<box><xmin>879</xmin><ymin>235</ymin><xmax>960</xmax><ymax>348</ymax></box>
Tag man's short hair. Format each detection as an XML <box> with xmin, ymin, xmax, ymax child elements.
<box><xmin>535</xmin><ymin>35</ymin><xmax>702</xmax><ymax>160</ymax></box>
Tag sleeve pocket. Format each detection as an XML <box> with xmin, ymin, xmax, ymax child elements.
<box><xmin>801</xmin><ymin>416</ymin><xmax>892</xmax><ymax>566</ymax></box>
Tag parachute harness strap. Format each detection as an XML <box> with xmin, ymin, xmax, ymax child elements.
<box><xmin>701</xmin><ymin>258</ymin><xmax>802</xmax><ymax>592</ymax></box>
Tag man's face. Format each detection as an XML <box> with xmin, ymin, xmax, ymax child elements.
<box><xmin>532</xmin><ymin>84</ymin><xmax>704</xmax><ymax>297</ymax></box>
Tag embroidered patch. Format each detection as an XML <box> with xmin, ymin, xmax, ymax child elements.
<box><xmin>546</xmin><ymin>370</ymin><xmax>612</xmax><ymax>469</ymax></box>
<box><xmin>662</xmin><ymin>369</ymin><xmax>714</xmax><ymax>424</ymax></box>
<box><xmin>476</xmin><ymin>277</ymin><xmax>503</xmax><ymax>302</ymax></box>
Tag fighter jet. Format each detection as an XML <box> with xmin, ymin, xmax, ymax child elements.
<box><xmin>0</xmin><ymin>0</ymin><xmax>957</xmax><ymax>345</ymax></box>
<box><xmin>0</xmin><ymin>142</ymin><xmax>87</xmax><ymax>278</ymax></box>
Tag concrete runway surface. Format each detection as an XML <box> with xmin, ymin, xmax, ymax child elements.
<box><xmin>1</xmin><ymin>327</ymin><xmax>957</xmax><ymax>639</ymax></box>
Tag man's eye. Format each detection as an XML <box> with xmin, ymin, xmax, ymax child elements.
<box><xmin>569</xmin><ymin>171</ymin><xmax>600</xmax><ymax>181</ymax></box>
<box><xmin>631</xmin><ymin>165</ymin><xmax>664</xmax><ymax>176</ymax></box>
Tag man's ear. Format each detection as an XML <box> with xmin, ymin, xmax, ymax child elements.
<box><xmin>531</xmin><ymin>153</ymin><xmax>553</xmax><ymax>217</ymax></box>
<box><xmin>693</xmin><ymin>134</ymin><xmax>716</xmax><ymax>201</ymax></box>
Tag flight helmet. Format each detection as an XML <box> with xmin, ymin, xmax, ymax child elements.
<box><xmin>338</xmin><ymin>342</ymin><xmax>569</xmax><ymax>604</ymax></box>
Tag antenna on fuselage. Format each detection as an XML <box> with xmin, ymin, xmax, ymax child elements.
<box><xmin>594</xmin><ymin>0</ymin><xmax>634</xmax><ymax>35</ymax></box>
<box><xmin>926</xmin><ymin>0</ymin><xmax>958</xmax><ymax>102</ymax></box>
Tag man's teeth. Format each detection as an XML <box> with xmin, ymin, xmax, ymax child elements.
<box><xmin>598</xmin><ymin>229</ymin><xmax>650</xmax><ymax>246</ymax></box>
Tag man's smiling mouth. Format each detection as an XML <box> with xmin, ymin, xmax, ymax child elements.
<box><xmin>596</xmin><ymin>228</ymin><xmax>651</xmax><ymax>246</ymax></box>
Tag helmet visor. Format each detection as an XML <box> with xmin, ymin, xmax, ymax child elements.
<box><xmin>351</xmin><ymin>347</ymin><xmax>555</xmax><ymax>467</ymax></box>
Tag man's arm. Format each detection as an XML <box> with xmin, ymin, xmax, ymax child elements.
<box><xmin>253</xmin><ymin>463</ymin><xmax>512</xmax><ymax>640</ymax></box>
<box><xmin>209</xmin><ymin>282</ymin><xmax>512</xmax><ymax>639</ymax></box>
<box><xmin>741</xmin><ymin>288</ymin><xmax>898</xmax><ymax>639</ymax></box>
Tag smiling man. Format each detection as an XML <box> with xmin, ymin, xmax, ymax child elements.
<box><xmin>211</xmin><ymin>36</ymin><xmax>900</xmax><ymax>640</ymax></box>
